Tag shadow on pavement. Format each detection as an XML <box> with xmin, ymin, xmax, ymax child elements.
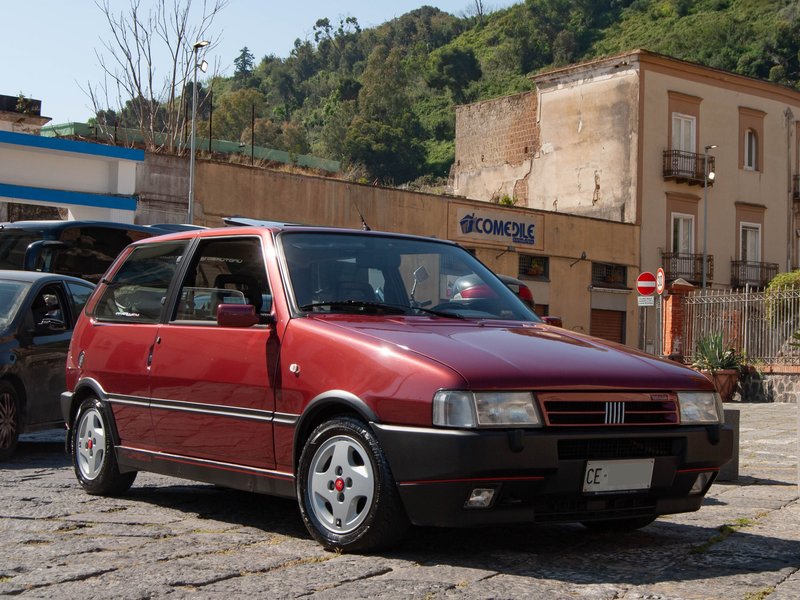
<box><xmin>71</xmin><ymin>477</ymin><xmax>799</xmax><ymax>587</ymax></box>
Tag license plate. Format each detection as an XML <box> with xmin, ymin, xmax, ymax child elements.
<box><xmin>583</xmin><ymin>459</ymin><xmax>654</xmax><ymax>493</ymax></box>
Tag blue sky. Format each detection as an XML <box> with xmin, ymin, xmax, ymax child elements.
<box><xmin>3</xmin><ymin>0</ymin><xmax>520</xmax><ymax>125</ymax></box>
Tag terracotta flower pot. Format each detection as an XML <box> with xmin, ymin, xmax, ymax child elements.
<box><xmin>702</xmin><ymin>369</ymin><xmax>739</xmax><ymax>402</ymax></box>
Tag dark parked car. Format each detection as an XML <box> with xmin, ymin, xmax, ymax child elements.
<box><xmin>0</xmin><ymin>220</ymin><xmax>187</xmax><ymax>283</ymax></box>
<box><xmin>62</xmin><ymin>225</ymin><xmax>732</xmax><ymax>552</ymax></box>
<box><xmin>0</xmin><ymin>270</ymin><xmax>95</xmax><ymax>458</ymax></box>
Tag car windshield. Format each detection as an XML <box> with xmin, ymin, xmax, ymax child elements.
<box><xmin>280</xmin><ymin>231</ymin><xmax>540</xmax><ymax>321</ymax></box>
<box><xmin>0</xmin><ymin>229</ymin><xmax>41</xmax><ymax>270</ymax></box>
<box><xmin>0</xmin><ymin>280</ymin><xmax>31</xmax><ymax>329</ymax></box>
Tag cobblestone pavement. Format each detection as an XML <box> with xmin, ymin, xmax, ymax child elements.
<box><xmin>1</xmin><ymin>402</ymin><xmax>798</xmax><ymax>599</ymax></box>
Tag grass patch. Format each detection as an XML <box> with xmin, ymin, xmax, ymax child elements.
<box><xmin>690</xmin><ymin>513</ymin><xmax>766</xmax><ymax>554</ymax></box>
<box><xmin>744</xmin><ymin>587</ymin><xmax>775</xmax><ymax>600</ymax></box>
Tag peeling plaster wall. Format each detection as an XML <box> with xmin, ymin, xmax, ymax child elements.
<box><xmin>531</xmin><ymin>66</ymin><xmax>639</xmax><ymax>223</ymax></box>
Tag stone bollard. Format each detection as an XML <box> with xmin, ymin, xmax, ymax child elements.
<box><xmin>718</xmin><ymin>408</ymin><xmax>740</xmax><ymax>481</ymax></box>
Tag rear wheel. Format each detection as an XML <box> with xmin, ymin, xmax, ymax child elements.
<box><xmin>297</xmin><ymin>416</ymin><xmax>409</xmax><ymax>552</ymax></box>
<box><xmin>0</xmin><ymin>381</ymin><xmax>20</xmax><ymax>460</ymax></box>
<box><xmin>581</xmin><ymin>516</ymin><xmax>656</xmax><ymax>533</ymax></box>
<box><xmin>72</xmin><ymin>397</ymin><xmax>136</xmax><ymax>495</ymax></box>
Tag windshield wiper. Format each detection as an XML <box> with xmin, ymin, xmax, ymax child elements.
<box><xmin>409</xmin><ymin>305</ymin><xmax>465</xmax><ymax>319</ymax></box>
<box><xmin>300</xmin><ymin>300</ymin><xmax>408</xmax><ymax>315</ymax></box>
<box><xmin>299</xmin><ymin>300</ymin><xmax>465</xmax><ymax>319</ymax></box>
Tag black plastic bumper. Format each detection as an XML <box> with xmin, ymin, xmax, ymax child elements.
<box><xmin>371</xmin><ymin>423</ymin><xmax>733</xmax><ymax>528</ymax></box>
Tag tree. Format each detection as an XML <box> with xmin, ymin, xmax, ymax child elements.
<box><xmin>343</xmin><ymin>117</ymin><xmax>426</xmax><ymax>184</ymax></box>
<box><xmin>234</xmin><ymin>47</ymin><xmax>255</xmax><ymax>79</ymax></box>
<box><xmin>341</xmin><ymin>45</ymin><xmax>426</xmax><ymax>182</ymax></box>
<box><xmin>213</xmin><ymin>88</ymin><xmax>266</xmax><ymax>143</ymax></box>
<box><xmin>87</xmin><ymin>0</ymin><xmax>228</xmax><ymax>153</ymax></box>
<box><xmin>426</xmin><ymin>47</ymin><xmax>482</xmax><ymax>103</ymax></box>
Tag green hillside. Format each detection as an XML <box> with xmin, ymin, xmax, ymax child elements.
<box><xmin>98</xmin><ymin>0</ymin><xmax>800</xmax><ymax>186</ymax></box>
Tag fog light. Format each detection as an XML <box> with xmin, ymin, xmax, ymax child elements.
<box><xmin>690</xmin><ymin>471</ymin><xmax>714</xmax><ymax>495</ymax></box>
<box><xmin>465</xmin><ymin>487</ymin><xmax>497</xmax><ymax>509</ymax></box>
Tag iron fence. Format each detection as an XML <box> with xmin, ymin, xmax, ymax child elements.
<box><xmin>683</xmin><ymin>287</ymin><xmax>800</xmax><ymax>365</ymax></box>
<box><xmin>662</xmin><ymin>149</ymin><xmax>715</xmax><ymax>186</ymax></box>
<box><xmin>661</xmin><ymin>252</ymin><xmax>712</xmax><ymax>283</ymax></box>
<box><xmin>729</xmin><ymin>260</ymin><xmax>779</xmax><ymax>288</ymax></box>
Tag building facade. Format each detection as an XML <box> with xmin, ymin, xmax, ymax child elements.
<box><xmin>453</xmin><ymin>49</ymin><xmax>800</xmax><ymax>353</ymax></box>
<box><xmin>0</xmin><ymin>96</ymin><xmax>142</xmax><ymax>223</ymax></box>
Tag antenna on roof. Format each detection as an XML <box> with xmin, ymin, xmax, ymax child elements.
<box><xmin>352</xmin><ymin>201</ymin><xmax>371</xmax><ymax>231</ymax></box>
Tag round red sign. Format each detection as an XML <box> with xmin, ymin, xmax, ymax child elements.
<box><xmin>656</xmin><ymin>267</ymin><xmax>665</xmax><ymax>295</ymax></box>
<box><xmin>636</xmin><ymin>271</ymin><xmax>657</xmax><ymax>296</ymax></box>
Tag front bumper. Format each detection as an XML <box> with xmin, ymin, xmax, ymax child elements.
<box><xmin>372</xmin><ymin>423</ymin><xmax>733</xmax><ymax>527</ymax></box>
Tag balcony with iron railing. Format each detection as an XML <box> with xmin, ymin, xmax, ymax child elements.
<box><xmin>661</xmin><ymin>252</ymin><xmax>713</xmax><ymax>284</ymax></box>
<box><xmin>662</xmin><ymin>150</ymin><xmax>715</xmax><ymax>186</ymax></box>
<box><xmin>730</xmin><ymin>260</ymin><xmax>779</xmax><ymax>289</ymax></box>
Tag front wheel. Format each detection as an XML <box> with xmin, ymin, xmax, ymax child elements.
<box><xmin>72</xmin><ymin>397</ymin><xmax>136</xmax><ymax>495</ymax></box>
<box><xmin>297</xmin><ymin>416</ymin><xmax>409</xmax><ymax>552</ymax></box>
<box><xmin>0</xmin><ymin>381</ymin><xmax>21</xmax><ymax>460</ymax></box>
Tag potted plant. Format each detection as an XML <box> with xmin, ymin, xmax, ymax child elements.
<box><xmin>691</xmin><ymin>333</ymin><xmax>745</xmax><ymax>402</ymax></box>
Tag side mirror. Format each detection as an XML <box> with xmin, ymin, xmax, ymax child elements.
<box><xmin>217</xmin><ymin>304</ymin><xmax>259</xmax><ymax>328</ymax></box>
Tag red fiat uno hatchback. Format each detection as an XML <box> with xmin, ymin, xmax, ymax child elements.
<box><xmin>62</xmin><ymin>224</ymin><xmax>732</xmax><ymax>552</ymax></box>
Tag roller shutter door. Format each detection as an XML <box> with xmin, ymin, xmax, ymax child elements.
<box><xmin>590</xmin><ymin>309</ymin><xmax>625</xmax><ymax>344</ymax></box>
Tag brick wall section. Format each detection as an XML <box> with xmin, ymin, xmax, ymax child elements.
<box><xmin>454</xmin><ymin>91</ymin><xmax>538</xmax><ymax>172</ymax></box>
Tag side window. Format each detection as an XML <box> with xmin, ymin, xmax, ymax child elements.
<box><xmin>93</xmin><ymin>241</ymin><xmax>187</xmax><ymax>323</ymax></box>
<box><xmin>744</xmin><ymin>129</ymin><xmax>758</xmax><ymax>170</ymax></box>
<box><xmin>31</xmin><ymin>284</ymin><xmax>67</xmax><ymax>334</ymax></box>
<box><xmin>55</xmin><ymin>227</ymin><xmax>153</xmax><ymax>284</ymax></box>
<box><xmin>172</xmin><ymin>237</ymin><xmax>270</xmax><ymax>323</ymax></box>
<box><xmin>66</xmin><ymin>281</ymin><xmax>96</xmax><ymax>321</ymax></box>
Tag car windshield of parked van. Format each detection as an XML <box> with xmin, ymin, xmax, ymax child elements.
<box><xmin>0</xmin><ymin>280</ymin><xmax>30</xmax><ymax>329</ymax></box>
<box><xmin>281</xmin><ymin>232</ymin><xmax>540</xmax><ymax>321</ymax></box>
<box><xmin>0</xmin><ymin>230</ymin><xmax>40</xmax><ymax>270</ymax></box>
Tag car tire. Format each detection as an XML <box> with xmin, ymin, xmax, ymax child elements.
<box><xmin>0</xmin><ymin>381</ymin><xmax>21</xmax><ymax>460</ymax></box>
<box><xmin>72</xmin><ymin>397</ymin><xmax>136</xmax><ymax>495</ymax></box>
<box><xmin>297</xmin><ymin>416</ymin><xmax>409</xmax><ymax>552</ymax></box>
<box><xmin>581</xmin><ymin>516</ymin><xmax>656</xmax><ymax>533</ymax></box>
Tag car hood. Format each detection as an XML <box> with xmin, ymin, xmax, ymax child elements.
<box><xmin>311</xmin><ymin>316</ymin><xmax>710</xmax><ymax>391</ymax></box>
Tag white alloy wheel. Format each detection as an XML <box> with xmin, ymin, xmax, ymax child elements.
<box><xmin>75</xmin><ymin>406</ymin><xmax>107</xmax><ymax>481</ymax></box>
<box><xmin>307</xmin><ymin>434</ymin><xmax>375</xmax><ymax>534</ymax></box>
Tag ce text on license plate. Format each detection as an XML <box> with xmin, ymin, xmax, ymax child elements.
<box><xmin>583</xmin><ymin>458</ymin><xmax>654</xmax><ymax>493</ymax></box>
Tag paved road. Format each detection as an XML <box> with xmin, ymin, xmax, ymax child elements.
<box><xmin>1</xmin><ymin>402</ymin><xmax>798</xmax><ymax>599</ymax></box>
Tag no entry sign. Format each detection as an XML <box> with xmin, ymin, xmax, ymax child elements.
<box><xmin>636</xmin><ymin>271</ymin><xmax>657</xmax><ymax>296</ymax></box>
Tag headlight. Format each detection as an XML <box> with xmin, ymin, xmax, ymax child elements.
<box><xmin>433</xmin><ymin>391</ymin><xmax>542</xmax><ymax>428</ymax></box>
<box><xmin>678</xmin><ymin>391</ymin><xmax>723</xmax><ymax>424</ymax></box>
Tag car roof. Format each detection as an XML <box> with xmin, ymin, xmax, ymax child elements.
<box><xmin>0</xmin><ymin>220</ymin><xmax>175</xmax><ymax>235</ymax></box>
<box><xmin>0</xmin><ymin>269</ymin><xmax>95</xmax><ymax>286</ymax></box>
<box><xmin>130</xmin><ymin>223</ymin><xmax>462</xmax><ymax>247</ymax></box>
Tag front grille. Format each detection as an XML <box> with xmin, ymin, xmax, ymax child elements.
<box><xmin>539</xmin><ymin>392</ymin><xmax>679</xmax><ymax>426</ymax></box>
<box><xmin>558</xmin><ymin>437</ymin><xmax>679</xmax><ymax>460</ymax></box>
<box><xmin>533</xmin><ymin>495</ymin><xmax>657</xmax><ymax>522</ymax></box>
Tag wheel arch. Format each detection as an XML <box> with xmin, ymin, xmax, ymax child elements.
<box><xmin>67</xmin><ymin>379</ymin><xmax>120</xmax><ymax>446</ymax></box>
<box><xmin>293</xmin><ymin>390</ymin><xmax>378</xmax><ymax>470</ymax></box>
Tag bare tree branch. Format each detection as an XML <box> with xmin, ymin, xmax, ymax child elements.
<box><xmin>85</xmin><ymin>0</ymin><xmax>228</xmax><ymax>153</ymax></box>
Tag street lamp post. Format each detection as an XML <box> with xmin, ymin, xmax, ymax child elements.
<box><xmin>701</xmin><ymin>144</ymin><xmax>718</xmax><ymax>289</ymax></box>
<box><xmin>188</xmin><ymin>40</ymin><xmax>210</xmax><ymax>224</ymax></box>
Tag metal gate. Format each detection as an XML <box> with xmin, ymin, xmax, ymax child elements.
<box><xmin>683</xmin><ymin>287</ymin><xmax>800</xmax><ymax>365</ymax></box>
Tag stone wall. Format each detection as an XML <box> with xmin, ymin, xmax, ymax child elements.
<box><xmin>738</xmin><ymin>368</ymin><xmax>800</xmax><ymax>403</ymax></box>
